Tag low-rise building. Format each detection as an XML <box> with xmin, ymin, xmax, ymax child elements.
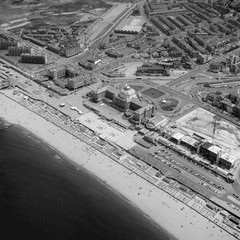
<box><xmin>47</xmin><ymin>44</ymin><xmax>61</xmax><ymax>54</ymax></box>
<box><xmin>66</xmin><ymin>77</ymin><xmax>95</xmax><ymax>90</ymax></box>
<box><xmin>0</xmin><ymin>39</ymin><xmax>18</xmax><ymax>50</ymax></box>
<box><xmin>105</xmin><ymin>50</ymin><xmax>124</xmax><ymax>58</ymax></box>
<box><xmin>232</xmin><ymin>104</ymin><xmax>240</xmax><ymax>118</ymax></box>
<box><xmin>62</xmin><ymin>43</ymin><xmax>81</xmax><ymax>57</ymax></box>
<box><xmin>220</xmin><ymin>99</ymin><xmax>233</xmax><ymax>113</ymax></box>
<box><xmin>136</xmin><ymin>65</ymin><xmax>170</xmax><ymax>76</ymax></box>
<box><xmin>170</xmin><ymin>132</ymin><xmax>185</xmax><ymax>144</ymax></box>
<box><xmin>20</xmin><ymin>53</ymin><xmax>47</xmax><ymax>64</ymax></box>
<box><xmin>145</xmin><ymin>114</ymin><xmax>168</xmax><ymax>130</ymax></box>
<box><xmin>200</xmin><ymin>142</ymin><xmax>221</xmax><ymax>163</ymax></box>
<box><xmin>180</xmin><ymin>135</ymin><xmax>199</xmax><ymax>151</ymax></box>
<box><xmin>48</xmin><ymin>66</ymin><xmax>67</xmax><ymax>80</ymax></box>
<box><xmin>218</xmin><ymin>152</ymin><xmax>237</xmax><ymax>170</ymax></box>
<box><xmin>79</xmin><ymin>61</ymin><xmax>95</xmax><ymax>70</ymax></box>
<box><xmin>196</xmin><ymin>53</ymin><xmax>212</xmax><ymax>64</ymax></box>
<box><xmin>209</xmin><ymin>62</ymin><xmax>220</xmax><ymax>72</ymax></box>
<box><xmin>200</xmin><ymin>142</ymin><xmax>212</xmax><ymax>159</ymax></box>
<box><xmin>115</xmin><ymin>16</ymin><xmax>145</xmax><ymax>34</ymax></box>
<box><xmin>22</xmin><ymin>35</ymin><xmax>46</xmax><ymax>47</ymax></box>
<box><xmin>8</xmin><ymin>46</ymin><xmax>31</xmax><ymax>56</ymax></box>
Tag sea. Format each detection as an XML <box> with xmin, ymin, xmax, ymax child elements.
<box><xmin>0</xmin><ymin>119</ymin><xmax>174</xmax><ymax>240</ymax></box>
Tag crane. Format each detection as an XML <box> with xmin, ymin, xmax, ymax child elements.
<box><xmin>212</xmin><ymin>116</ymin><xmax>221</xmax><ymax>143</ymax></box>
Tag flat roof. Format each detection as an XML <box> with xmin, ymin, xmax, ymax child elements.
<box><xmin>208</xmin><ymin>145</ymin><xmax>221</xmax><ymax>154</ymax></box>
<box><xmin>131</xmin><ymin>97</ymin><xmax>146</xmax><ymax>108</ymax></box>
<box><xmin>181</xmin><ymin>135</ymin><xmax>198</xmax><ymax>147</ymax></box>
<box><xmin>95</xmin><ymin>85</ymin><xmax>109</xmax><ymax>94</ymax></box>
<box><xmin>149</xmin><ymin>114</ymin><xmax>166</xmax><ymax>125</ymax></box>
<box><xmin>171</xmin><ymin>132</ymin><xmax>185</xmax><ymax>141</ymax></box>
<box><xmin>135</xmin><ymin>104</ymin><xmax>153</xmax><ymax>114</ymax></box>
<box><xmin>116</xmin><ymin>17</ymin><xmax>145</xmax><ymax>33</ymax></box>
<box><xmin>106</xmin><ymin>86</ymin><xmax>119</xmax><ymax>95</ymax></box>
<box><xmin>201</xmin><ymin>141</ymin><xmax>213</xmax><ymax>150</ymax></box>
<box><xmin>220</xmin><ymin>152</ymin><xmax>237</xmax><ymax>164</ymax></box>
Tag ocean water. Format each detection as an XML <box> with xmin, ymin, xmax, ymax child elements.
<box><xmin>0</xmin><ymin>121</ymin><xmax>174</xmax><ymax>240</ymax></box>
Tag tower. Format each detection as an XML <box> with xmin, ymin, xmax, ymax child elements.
<box><xmin>216</xmin><ymin>150</ymin><xmax>221</xmax><ymax>165</ymax></box>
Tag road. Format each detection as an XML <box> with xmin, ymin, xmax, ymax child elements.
<box><xmin>73</xmin><ymin>3</ymin><xmax>139</xmax><ymax>62</ymax></box>
<box><xmin>166</xmin><ymin>47</ymin><xmax>240</xmax><ymax>87</ymax></box>
<box><xmin>2</xmin><ymin>0</ymin><xmax>240</xmax><ymax>207</ymax></box>
<box><xmin>129</xmin><ymin>144</ymin><xmax>234</xmax><ymax>200</ymax></box>
<box><xmin>87</xmin><ymin>4</ymin><xmax>131</xmax><ymax>43</ymax></box>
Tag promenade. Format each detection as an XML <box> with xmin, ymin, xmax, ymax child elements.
<box><xmin>0</xmin><ymin>88</ymin><xmax>238</xmax><ymax>240</ymax></box>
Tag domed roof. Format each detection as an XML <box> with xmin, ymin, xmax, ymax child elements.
<box><xmin>118</xmin><ymin>84</ymin><xmax>136</xmax><ymax>100</ymax></box>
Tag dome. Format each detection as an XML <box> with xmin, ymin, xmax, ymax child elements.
<box><xmin>118</xmin><ymin>84</ymin><xmax>136</xmax><ymax>100</ymax></box>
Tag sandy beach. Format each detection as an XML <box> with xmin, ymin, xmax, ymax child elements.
<box><xmin>0</xmin><ymin>91</ymin><xmax>236</xmax><ymax>240</ymax></box>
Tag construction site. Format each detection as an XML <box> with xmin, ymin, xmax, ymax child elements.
<box><xmin>174</xmin><ymin>107</ymin><xmax>240</xmax><ymax>159</ymax></box>
<box><xmin>0</xmin><ymin>1</ymin><xmax>240</xmax><ymax>239</ymax></box>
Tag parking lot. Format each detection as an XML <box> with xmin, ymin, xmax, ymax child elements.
<box><xmin>129</xmin><ymin>142</ymin><xmax>232</xmax><ymax>199</ymax></box>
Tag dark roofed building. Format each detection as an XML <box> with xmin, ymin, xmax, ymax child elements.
<box><xmin>200</xmin><ymin>141</ymin><xmax>213</xmax><ymax>157</ymax></box>
<box><xmin>133</xmin><ymin>104</ymin><xmax>154</xmax><ymax>122</ymax></box>
<box><xmin>66</xmin><ymin>77</ymin><xmax>95</xmax><ymax>90</ymax></box>
<box><xmin>105</xmin><ymin>50</ymin><xmax>124</xmax><ymax>58</ymax></box>
<box><xmin>228</xmin><ymin>92</ymin><xmax>240</xmax><ymax>104</ymax></box>
<box><xmin>220</xmin><ymin>99</ymin><xmax>233</xmax><ymax>113</ymax></box>
<box><xmin>200</xmin><ymin>142</ymin><xmax>222</xmax><ymax>163</ymax></box>
<box><xmin>130</xmin><ymin>97</ymin><xmax>146</xmax><ymax>110</ymax></box>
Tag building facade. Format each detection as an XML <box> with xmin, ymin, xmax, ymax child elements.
<box><xmin>92</xmin><ymin>85</ymin><xmax>155</xmax><ymax>124</ymax></box>
<box><xmin>20</xmin><ymin>53</ymin><xmax>47</xmax><ymax>64</ymax></box>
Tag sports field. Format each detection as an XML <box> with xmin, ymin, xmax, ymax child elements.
<box><xmin>142</xmin><ymin>88</ymin><xmax>165</xmax><ymax>99</ymax></box>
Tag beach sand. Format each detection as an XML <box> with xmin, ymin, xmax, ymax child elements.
<box><xmin>0</xmin><ymin>92</ymin><xmax>236</xmax><ymax>240</ymax></box>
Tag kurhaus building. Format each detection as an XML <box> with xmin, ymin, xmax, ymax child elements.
<box><xmin>92</xmin><ymin>84</ymin><xmax>155</xmax><ymax>124</ymax></box>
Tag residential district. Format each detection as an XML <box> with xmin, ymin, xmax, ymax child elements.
<box><xmin>1</xmin><ymin>0</ymin><xmax>240</xmax><ymax>238</ymax></box>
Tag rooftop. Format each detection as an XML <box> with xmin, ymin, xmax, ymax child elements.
<box><xmin>149</xmin><ymin>113</ymin><xmax>167</xmax><ymax>126</ymax></box>
<box><xmin>220</xmin><ymin>152</ymin><xmax>237</xmax><ymax>164</ymax></box>
<box><xmin>201</xmin><ymin>141</ymin><xmax>213</xmax><ymax>150</ymax></box>
<box><xmin>181</xmin><ymin>135</ymin><xmax>199</xmax><ymax>147</ymax></box>
<box><xmin>106</xmin><ymin>85</ymin><xmax>119</xmax><ymax>95</ymax></box>
<box><xmin>131</xmin><ymin>97</ymin><xmax>146</xmax><ymax>108</ymax></box>
<box><xmin>116</xmin><ymin>16</ymin><xmax>145</xmax><ymax>33</ymax></box>
<box><xmin>119</xmin><ymin>85</ymin><xmax>136</xmax><ymax>99</ymax></box>
<box><xmin>95</xmin><ymin>85</ymin><xmax>109</xmax><ymax>94</ymax></box>
<box><xmin>135</xmin><ymin>104</ymin><xmax>153</xmax><ymax>114</ymax></box>
<box><xmin>208</xmin><ymin>145</ymin><xmax>222</xmax><ymax>154</ymax></box>
<box><xmin>171</xmin><ymin>132</ymin><xmax>185</xmax><ymax>141</ymax></box>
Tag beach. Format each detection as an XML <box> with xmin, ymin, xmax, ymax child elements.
<box><xmin>0</xmin><ymin>91</ymin><xmax>236</xmax><ymax>240</ymax></box>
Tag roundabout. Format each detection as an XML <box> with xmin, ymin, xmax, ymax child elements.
<box><xmin>159</xmin><ymin>98</ymin><xmax>179</xmax><ymax>111</ymax></box>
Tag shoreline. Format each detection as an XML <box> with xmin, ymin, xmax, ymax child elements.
<box><xmin>0</xmin><ymin>91</ymin><xmax>236</xmax><ymax>240</ymax></box>
<box><xmin>5</xmin><ymin>120</ymin><xmax>170</xmax><ymax>240</ymax></box>
<box><xmin>0</xmin><ymin>94</ymin><xmax>173</xmax><ymax>240</ymax></box>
